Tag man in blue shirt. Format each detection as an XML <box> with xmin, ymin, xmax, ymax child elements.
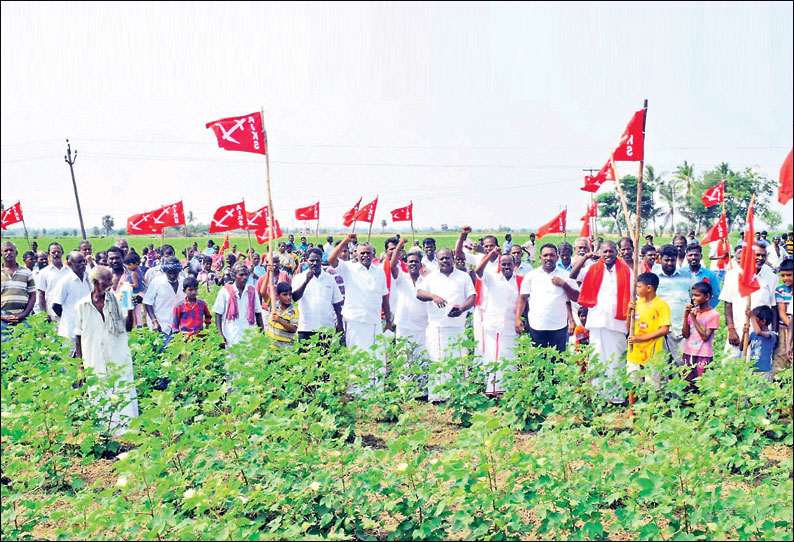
<box><xmin>655</xmin><ymin>244</ymin><xmax>693</xmax><ymax>361</ymax></box>
<box><xmin>685</xmin><ymin>243</ymin><xmax>721</xmax><ymax>309</ymax></box>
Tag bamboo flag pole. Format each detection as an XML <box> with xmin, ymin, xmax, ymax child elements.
<box><xmin>563</xmin><ymin>205</ymin><xmax>568</xmax><ymax>243</ymax></box>
<box><xmin>18</xmin><ymin>203</ymin><xmax>31</xmax><ymax>249</ymax></box>
<box><xmin>366</xmin><ymin>198</ymin><xmax>375</xmax><ymax>243</ymax></box>
<box><xmin>722</xmin><ymin>179</ymin><xmax>733</xmax><ymax>270</ymax></box>
<box><xmin>262</xmin><ymin>108</ymin><xmax>276</xmax><ymax>267</ymax></box>
<box><xmin>242</xmin><ymin>197</ymin><xmax>253</xmax><ymax>255</ymax></box>
<box><xmin>315</xmin><ymin>209</ymin><xmax>320</xmax><ymax>246</ymax></box>
<box><xmin>741</xmin><ymin>193</ymin><xmax>757</xmax><ymax>358</ymax></box>
<box><xmin>611</xmin><ymin>154</ymin><xmax>633</xmax><ymax>236</ymax></box>
<box><xmin>628</xmin><ymin>99</ymin><xmax>649</xmax><ymax>351</ymax></box>
<box><xmin>410</xmin><ymin>200</ymin><xmax>415</xmax><ymax>246</ymax></box>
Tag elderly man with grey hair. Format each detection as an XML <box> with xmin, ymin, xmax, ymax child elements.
<box><xmin>74</xmin><ymin>265</ymin><xmax>138</xmax><ymax>436</ymax></box>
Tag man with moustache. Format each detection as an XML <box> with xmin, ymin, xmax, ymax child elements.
<box><xmin>569</xmin><ymin>237</ymin><xmax>597</xmax><ymax>281</ymax></box>
<box><xmin>557</xmin><ymin>242</ymin><xmax>574</xmax><ymax>273</ymax></box>
<box><xmin>510</xmin><ymin>244</ymin><xmax>533</xmax><ymax>277</ymax></box>
<box><xmin>143</xmin><ymin>257</ymin><xmax>185</xmax><ymax>347</ymax></box>
<box><xmin>51</xmin><ymin>250</ymin><xmax>91</xmax><ymax>346</ymax></box>
<box><xmin>291</xmin><ymin>248</ymin><xmax>344</xmax><ymax>342</ymax></box>
<box><xmin>1</xmin><ymin>241</ymin><xmax>36</xmax><ymax>338</ymax></box>
<box><xmin>38</xmin><ymin>242</ymin><xmax>71</xmax><ymax>322</ymax></box>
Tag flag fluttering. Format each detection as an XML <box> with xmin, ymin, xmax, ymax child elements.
<box><xmin>579</xmin><ymin>217</ymin><xmax>591</xmax><ymax>239</ymax></box>
<box><xmin>218</xmin><ymin>234</ymin><xmax>230</xmax><ymax>256</ymax></box>
<box><xmin>126</xmin><ymin>210</ymin><xmax>161</xmax><ymax>235</ymax></box>
<box><xmin>245</xmin><ymin>206</ymin><xmax>269</xmax><ymax>231</ymax></box>
<box><xmin>611</xmin><ymin>109</ymin><xmax>645</xmax><ymax>162</ymax></box>
<box><xmin>701</xmin><ymin>181</ymin><xmax>724</xmax><ymax>208</ymax></box>
<box><xmin>537</xmin><ymin>209</ymin><xmax>567</xmax><ymax>239</ymax></box>
<box><xmin>151</xmin><ymin>201</ymin><xmax>186</xmax><ymax>229</ymax></box>
<box><xmin>390</xmin><ymin>203</ymin><xmax>413</xmax><ymax>222</ymax></box>
<box><xmin>255</xmin><ymin>220</ymin><xmax>283</xmax><ymax>244</ymax></box>
<box><xmin>738</xmin><ymin>204</ymin><xmax>760</xmax><ymax>298</ymax></box>
<box><xmin>699</xmin><ymin>214</ymin><xmax>728</xmax><ymax>246</ymax></box>
<box><xmin>581</xmin><ymin>159</ymin><xmax>616</xmax><ymax>192</ymax></box>
<box><xmin>779</xmin><ymin>149</ymin><xmax>793</xmax><ymax>205</ymax></box>
<box><xmin>580</xmin><ymin>201</ymin><xmax>597</xmax><ymax>221</ymax></box>
<box><xmin>353</xmin><ymin>197</ymin><xmax>378</xmax><ymax>224</ymax></box>
<box><xmin>342</xmin><ymin>197</ymin><xmax>362</xmax><ymax>227</ymax></box>
<box><xmin>209</xmin><ymin>201</ymin><xmax>247</xmax><ymax>233</ymax></box>
<box><xmin>205</xmin><ymin>112</ymin><xmax>266</xmax><ymax>155</ymax></box>
<box><xmin>295</xmin><ymin>202</ymin><xmax>320</xmax><ymax>221</ymax></box>
<box><xmin>1</xmin><ymin>202</ymin><xmax>23</xmax><ymax>230</ymax></box>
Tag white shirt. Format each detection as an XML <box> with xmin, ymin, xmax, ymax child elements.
<box><xmin>515</xmin><ymin>261</ymin><xmax>533</xmax><ymax>277</ymax></box>
<box><xmin>580</xmin><ymin>264</ymin><xmax>631</xmax><ymax>333</ymax></box>
<box><xmin>521</xmin><ymin>266</ymin><xmax>579</xmax><ymax>331</ymax></box>
<box><xmin>480</xmin><ymin>271</ymin><xmax>519</xmax><ymax>334</ymax></box>
<box><xmin>38</xmin><ymin>263</ymin><xmax>72</xmax><ymax>317</ymax></box>
<box><xmin>212</xmin><ymin>285</ymin><xmax>263</xmax><ymax>346</ymax></box>
<box><xmin>392</xmin><ymin>271</ymin><xmax>428</xmax><ymax>331</ymax></box>
<box><xmin>522</xmin><ymin>241</ymin><xmax>537</xmax><ymax>262</ymax></box>
<box><xmin>51</xmin><ymin>270</ymin><xmax>91</xmax><ymax>338</ymax></box>
<box><xmin>421</xmin><ymin>255</ymin><xmax>439</xmax><ymax>274</ymax></box>
<box><xmin>333</xmin><ymin>259</ymin><xmax>389</xmax><ymax>324</ymax></box>
<box><xmin>292</xmin><ymin>269</ymin><xmax>343</xmax><ymax>332</ymax></box>
<box><xmin>142</xmin><ymin>275</ymin><xmax>185</xmax><ymax>335</ymax></box>
<box><xmin>32</xmin><ymin>268</ymin><xmax>44</xmax><ymax>313</ymax></box>
<box><xmin>323</xmin><ymin>242</ymin><xmax>334</xmax><ymax>254</ymax></box>
<box><xmin>419</xmin><ymin>269</ymin><xmax>476</xmax><ymax>330</ymax></box>
<box><xmin>463</xmin><ymin>250</ymin><xmax>500</xmax><ymax>276</ymax></box>
<box><xmin>719</xmin><ymin>265</ymin><xmax>776</xmax><ymax>334</ymax></box>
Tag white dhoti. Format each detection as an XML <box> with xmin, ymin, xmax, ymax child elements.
<box><xmin>482</xmin><ymin>329</ymin><xmax>517</xmax><ymax>394</ymax></box>
<box><xmin>344</xmin><ymin>318</ymin><xmax>384</xmax><ymax>396</ymax></box>
<box><xmin>425</xmin><ymin>326</ymin><xmax>466</xmax><ymax>402</ymax></box>
<box><xmin>588</xmin><ymin>326</ymin><xmax>628</xmax><ymax>404</ymax></box>
<box><xmin>472</xmin><ymin>306</ymin><xmax>485</xmax><ymax>359</ymax></box>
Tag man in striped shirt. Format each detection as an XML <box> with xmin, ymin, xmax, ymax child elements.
<box><xmin>1</xmin><ymin>241</ymin><xmax>36</xmax><ymax>339</ymax></box>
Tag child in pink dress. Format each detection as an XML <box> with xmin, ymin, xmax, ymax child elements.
<box><xmin>682</xmin><ymin>281</ymin><xmax>720</xmax><ymax>392</ymax></box>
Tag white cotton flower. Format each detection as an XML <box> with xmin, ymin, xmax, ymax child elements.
<box><xmin>110</xmin><ymin>394</ymin><xmax>119</xmax><ymax>402</ymax></box>
<box><xmin>238</xmin><ymin>496</ymin><xmax>249</xmax><ymax>504</ymax></box>
<box><xmin>707</xmin><ymin>523</ymin><xmax>718</xmax><ymax>531</ymax></box>
<box><xmin>309</xmin><ymin>481</ymin><xmax>321</xmax><ymax>492</ymax></box>
<box><xmin>116</xmin><ymin>476</ymin><xmax>128</xmax><ymax>487</ymax></box>
<box><xmin>183</xmin><ymin>488</ymin><xmax>196</xmax><ymax>499</ymax></box>
<box><xmin>719</xmin><ymin>383</ymin><xmax>726</xmax><ymax>389</ymax></box>
<box><xmin>484</xmin><ymin>438</ymin><xmax>492</xmax><ymax>447</ymax></box>
<box><xmin>248</xmin><ymin>376</ymin><xmax>255</xmax><ymax>382</ymax></box>
<box><xmin>396</xmin><ymin>463</ymin><xmax>408</xmax><ymax>472</ymax></box>
<box><xmin>761</xmin><ymin>418</ymin><xmax>771</xmax><ymax>426</ymax></box>
<box><xmin>162</xmin><ymin>361</ymin><xmax>171</xmax><ymax>368</ymax></box>
<box><xmin>116</xmin><ymin>452</ymin><xmax>129</xmax><ymax>461</ymax></box>
<box><xmin>429</xmin><ymin>458</ymin><xmax>439</xmax><ymax>466</ymax></box>
<box><xmin>537</xmin><ymin>457</ymin><xmax>548</xmax><ymax>467</ymax></box>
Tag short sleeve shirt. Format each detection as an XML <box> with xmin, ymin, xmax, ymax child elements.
<box><xmin>655</xmin><ymin>268</ymin><xmax>693</xmax><ymax>336</ymax></box>
<box><xmin>520</xmin><ymin>266</ymin><xmax>579</xmax><ymax>331</ymax></box>
<box><xmin>1</xmin><ymin>266</ymin><xmax>36</xmax><ymax>314</ymax></box>
<box><xmin>683</xmin><ymin>308</ymin><xmax>720</xmax><ymax>358</ymax></box>
<box><xmin>748</xmin><ymin>331</ymin><xmax>777</xmax><ymax>372</ymax></box>
<box><xmin>52</xmin><ymin>271</ymin><xmax>92</xmax><ymax>338</ymax></box>
<box><xmin>212</xmin><ymin>286</ymin><xmax>263</xmax><ymax>346</ymax></box>
<box><xmin>419</xmin><ymin>269</ymin><xmax>475</xmax><ymax>330</ymax></box>
<box><xmin>333</xmin><ymin>260</ymin><xmax>388</xmax><ymax>325</ymax></box>
<box><xmin>292</xmin><ymin>270</ymin><xmax>343</xmax><ymax>332</ymax></box>
<box><xmin>719</xmin><ymin>266</ymin><xmax>776</xmax><ymax>333</ymax></box>
<box><xmin>481</xmin><ymin>271</ymin><xmax>520</xmax><ymax>334</ymax></box>
<box><xmin>627</xmin><ymin>296</ymin><xmax>671</xmax><ymax>365</ymax></box>
<box><xmin>392</xmin><ymin>271</ymin><xmax>428</xmax><ymax>332</ymax></box>
<box><xmin>142</xmin><ymin>275</ymin><xmax>185</xmax><ymax>335</ymax></box>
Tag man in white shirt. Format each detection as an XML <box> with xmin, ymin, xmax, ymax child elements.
<box><xmin>38</xmin><ymin>242</ymin><xmax>71</xmax><ymax>322</ymax></box>
<box><xmin>79</xmin><ymin>240</ymin><xmax>96</xmax><ymax>270</ymax></box>
<box><xmin>323</xmin><ymin>236</ymin><xmax>334</xmax><ymax>255</ymax></box>
<box><xmin>329</xmin><ymin>233</ymin><xmax>392</xmax><ymax>394</ymax></box>
<box><xmin>213</xmin><ymin>262</ymin><xmax>264</xmax><ymax>348</ymax></box>
<box><xmin>720</xmin><ymin>243</ymin><xmax>777</xmax><ymax>359</ymax></box>
<box><xmin>421</xmin><ymin>237</ymin><xmax>439</xmax><ymax>274</ymax></box>
<box><xmin>522</xmin><ymin>233</ymin><xmax>537</xmax><ymax>264</ymax></box>
<box><xmin>517</xmin><ymin>243</ymin><xmax>579</xmax><ymax>353</ymax></box>
<box><xmin>32</xmin><ymin>251</ymin><xmax>48</xmax><ymax>314</ymax></box>
<box><xmin>291</xmin><ymin>248</ymin><xmax>344</xmax><ymax>342</ymax></box>
<box><xmin>51</xmin><ymin>251</ymin><xmax>91</xmax><ymax>344</ymax></box>
<box><xmin>569</xmin><ymin>237</ymin><xmax>597</xmax><ymax>281</ymax></box>
<box><xmin>143</xmin><ymin>257</ymin><xmax>185</xmax><ymax>347</ymax></box>
<box><xmin>476</xmin><ymin>248</ymin><xmax>520</xmax><ymax>395</ymax></box>
<box><xmin>417</xmin><ymin>248</ymin><xmax>476</xmax><ymax>402</ymax></box>
<box><xmin>510</xmin><ymin>245</ymin><xmax>533</xmax><ymax>277</ymax></box>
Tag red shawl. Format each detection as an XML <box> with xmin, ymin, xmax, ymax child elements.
<box><xmin>577</xmin><ymin>259</ymin><xmax>631</xmax><ymax>321</ymax></box>
<box><xmin>383</xmin><ymin>258</ymin><xmax>408</xmax><ymax>292</ymax></box>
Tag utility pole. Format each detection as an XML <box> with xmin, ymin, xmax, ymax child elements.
<box><xmin>64</xmin><ymin>139</ymin><xmax>87</xmax><ymax>240</ymax></box>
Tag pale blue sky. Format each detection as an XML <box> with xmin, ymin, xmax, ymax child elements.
<box><xmin>1</xmin><ymin>1</ymin><xmax>791</xmax><ymax>232</ymax></box>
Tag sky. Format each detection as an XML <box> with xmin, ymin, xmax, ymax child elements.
<box><xmin>1</xmin><ymin>1</ymin><xmax>792</xmax><ymax>233</ymax></box>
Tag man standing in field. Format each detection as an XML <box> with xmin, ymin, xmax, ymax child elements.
<box><xmin>510</xmin><ymin>244</ymin><xmax>533</xmax><ymax>277</ymax></box>
<box><xmin>32</xmin><ymin>250</ymin><xmax>48</xmax><ymax>314</ymax></box>
<box><xmin>143</xmin><ymin>257</ymin><xmax>185</xmax><ymax>347</ymax></box>
<box><xmin>577</xmin><ymin>241</ymin><xmax>632</xmax><ymax>404</ymax></box>
<box><xmin>38</xmin><ymin>242</ymin><xmax>71</xmax><ymax>321</ymax></box>
<box><xmin>79</xmin><ymin>240</ymin><xmax>96</xmax><ymax>270</ymax></box>
<box><xmin>421</xmin><ymin>237</ymin><xmax>439</xmax><ymax>274</ymax></box>
<box><xmin>569</xmin><ymin>237</ymin><xmax>596</xmax><ymax>281</ymax></box>
<box><xmin>417</xmin><ymin>248</ymin><xmax>476</xmax><ymax>402</ymax></box>
<box><xmin>115</xmin><ymin>238</ymin><xmax>130</xmax><ymax>257</ymax></box>
<box><xmin>522</xmin><ymin>232</ymin><xmax>537</xmax><ymax>264</ymax></box>
<box><xmin>654</xmin><ymin>244</ymin><xmax>693</xmax><ymax>361</ymax></box>
<box><xmin>1</xmin><ymin>241</ymin><xmax>36</xmax><ymax>338</ymax></box>
<box><xmin>51</xmin><ymin>251</ymin><xmax>91</xmax><ymax>347</ymax></box>
<box><xmin>291</xmin><ymin>248</ymin><xmax>344</xmax><ymax>342</ymax></box>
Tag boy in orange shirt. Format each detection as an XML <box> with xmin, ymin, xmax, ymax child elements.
<box><xmin>627</xmin><ymin>272</ymin><xmax>670</xmax><ymax>405</ymax></box>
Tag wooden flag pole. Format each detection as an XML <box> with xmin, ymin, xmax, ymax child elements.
<box><xmin>741</xmin><ymin>194</ymin><xmax>757</xmax><ymax>357</ymax></box>
<box><xmin>611</xmin><ymin>154</ymin><xmax>633</xmax><ymax>237</ymax></box>
<box><xmin>181</xmin><ymin>197</ymin><xmax>189</xmax><ymax>259</ymax></box>
<box><xmin>410</xmin><ymin>200</ymin><xmax>415</xmax><ymax>246</ymax></box>
<box><xmin>315</xmin><ymin>216</ymin><xmax>320</xmax><ymax>246</ymax></box>
<box><xmin>591</xmin><ymin>194</ymin><xmax>598</xmax><ymax>239</ymax></box>
<box><xmin>242</xmin><ymin>197</ymin><xmax>253</xmax><ymax>254</ymax></box>
<box><xmin>628</xmin><ymin>99</ymin><xmax>649</xmax><ymax>351</ymax></box>
<box><xmin>722</xmin><ymin>180</ymin><xmax>733</xmax><ymax>270</ymax></box>
<box><xmin>366</xmin><ymin>218</ymin><xmax>374</xmax><ymax>243</ymax></box>
<box><xmin>262</xmin><ymin>108</ymin><xmax>275</xmax><ymax>267</ymax></box>
<box><xmin>21</xmin><ymin>217</ymin><xmax>31</xmax><ymax>250</ymax></box>
<box><xmin>563</xmin><ymin>205</ymin><xmax>568</xmax><ymax>243</ymax></box>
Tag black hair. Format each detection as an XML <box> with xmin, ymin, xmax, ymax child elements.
<box><xmin>107</xmin><ymin>246</ymin><xmax>124</xmax><ymax>258</ymax></box>
<box><xmin>161</xmin><ymin>244</ymin><xmax>175</xmax><ymax>256</ymax></box>
<box><xmin>640</xmin><ymin>244</ymin><xmax>656</xmax><ymax>256</ymax></box>
<box><xmin>22</xmin><ymin>251</ymin><xmax>34</xmax><ymax>260</ymax></box>
<box><xmin>685</xmin><ymin>243</ymin><xmax>702</xmax><ymax>254</ymax></box>
<box><xmin>539</xmin><ymin>243</ymin><xmax>557</xmax><ymax>254</ymax></box>
<box><xmin>307</xmin><ymin>248</ymin><xmax>323</xmax><ymax>259</ymax></box>
<box><xmin>276</xmin><ymin>282</ymin><xmax>292</xmax><ymax>295</ymax></box>
<box><xmin>49</xmin><ymin>242</ymin><xmax>63</xmax><ymax>252</ymax></box>
<box><xmin>659</xmin><ymin>244</ymin><xmax>679</xmax><ymax>260</ymax></box>
<box><xmin>96</xmin><ymin>250</ymin><xmax>107</xmax><ymax>261</ymax></box>
<box><xmin>691</xmin><ymin>281</ymin><xmax>712</xmax><ymax>297</ymax></box>
<box><xmin>124</xmin><ymin>252</ymin><xmax>141</xmax><ymax>265</ymax></box>
<box><xmin>618</xmin><ymin>236</ymin><xmax>634</xmax><ymax>248</ymax></box>
<box><xmin>779</xmin><ymin>259</ymin><xmax>793</xmax><ymax>272</ymax></box>
<box><xmin>423</xmin><ymin>237</ymin><xmax>436</xmax><ymax>247</ymax></box>
<box><xmin>752</xmin><ymin>305</ymin><xmax>774</xmax><ymax>324</ymax></box>
<box><xmin>385</xmin><ymin>237</ymin><xmax>400</xmax><ymax>250</ymax></box>
<box><xmin>483</xmin><ymin>235</ymin><xmax>498</xmax><ymax>245</ymax></box>
<box><xmin>406</xmin><ymin>251</ymin><xmax>422</xmax><ymax>261</ymax></box>
<box><xmin>672</xmin><ymin>234</ymin><xmax>687</xmax><ymax>243</ymax></box>
<box><xmin>637</xmin><ymin>272</ymin><xmax>659</xmax><ymax>290</ymax></box>
<box><xmin>183</xmin><ymin>276</ymin><xmax>199</xmax><ymax>290</ymax></box>
<box><xmin>577</xmin><ymin>305</ymin><xmax>588</xmax><ymax>318</ymax></box>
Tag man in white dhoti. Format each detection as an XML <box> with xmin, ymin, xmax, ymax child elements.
<box><xmin>74</xmin><ymin>265</ymin><xmax>138</xmax><ymax>437</ymax></box>
<box><xmin>417</xmin><ymin>248</ymin><xmax>476</xmax><ymax>402</ymax></box>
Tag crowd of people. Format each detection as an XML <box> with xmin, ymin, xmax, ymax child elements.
<box><xmin>1</xmin><ymin>226</ymin><xmax>793</xmax><ymax>427</ymax></box>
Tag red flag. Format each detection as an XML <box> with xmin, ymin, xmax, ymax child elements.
<box><xmin>209</xmin><ymin>201</ymin><xmax>247</xmax><ymax>233</ymax></box>
<box><xmin>779</xmin><ymin>149</ymin><xmax>793</xmax><ymax>205</ymax></box>
<box><xmin>218</xmin><ymin>234</ymin><xmax>230</xmax><ymax>256</ymax></box>
<box><xmin>295</xmin><ymin>202</ymin><xmax>319</xmax><ymax>221</ymax></box>
<box><xmin>126</xmin><ymin>210</ymin><xmax>161</xmax><ymax>235</ymax></box>
<box><xmin>342</xmin><ymin>197</ymin><xmax>362</xmax><ymax>227</ymax></box>
<box><xmin>391</xmin><ymin>203</ymin><xmax>413</xmax><ymax>222</ymax></box>
<box><xmin>149</xmin><ymin>201</ymin><xmax>186</xmax><ymax>230</ymax></box>
<box><xmin>701</xmin><ymin>181</ymin><xmax>724</xmax><ymax>208</ymax></box>
<box><xmin>353</xmin><ymin>197</ymin><xmax>378</xmax><ymax>223</ymax></box>
<box><xmin>581</xmin><ymin>159</ymin><xmax>616</xmax><ymax>192</ymax></box>
<box><xmin>738</xmin><ymin>204</ymin><xmax>760</xmax><ymax>298</ymax></box>
<box><xmin>579</xmin><ymin>216</ymin><xmax>591</xmax><ymax>239</ymax></box>
<box><xmin>245</xmin><ymin>205</ymin><xmax>269</xmax><ymax>231</ymax></box>
<box><xmin>580</xmin><ymin>201</ymin><xmax>597</xmax><ymax>221</ymax></box>
<box><xmin>611</xmin><ymin>109</ymin><xmax>645</xmax><ymax>162</ymax></box>
<box><xmin>537</xmin><ymin>209</ymin><xmax>567</xmax><ymax>239</ymax></box>
<box><xmin>699</xmin><ymin>214</ymin><xmax>728</xmax><ymax>246</ymax></box>
<box><xmin>205</xmin><ymin>112</ymin><xmax>266</xmax><ymax>155</ymax></box>
<box><xmin>255</xmin><ymin>220</ymin><xmax>283</xmax><ymax>244</ymax></box>
<box><xmin>0</xmin><ymin>202</ymin><xmax>23</xmax><ymax>230</ymax></box>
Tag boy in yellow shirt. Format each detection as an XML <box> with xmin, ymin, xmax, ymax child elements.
<box><xmin>627</xmin><ymin>272</ymin><xmax>670</xmax><ymax>404</ymax></box>
<box><xmin>265</xmin><ymin>282</ymin><xmax>299</xmax><ymax>348</ymax></box>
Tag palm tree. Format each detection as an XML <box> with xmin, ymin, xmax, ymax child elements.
<box><xmin>657</xmin><ymin>175</ymin><xmax>682</xmax><ymax>235</ymax></box>
<box><xmin>380</xmin><ymin>219</ymin><xmax>387</xmax><ymax>233</ymax></box>
<box><xmin>102</xmin><ymin>215</ymin><xmax>115</xmax><ymax>236</ymax></box>
<box><xmin>644</xmin><ymin>165</ymin><xmax>665</xmax><ymax>236</ymax></box>
<box><xmin>674</xmin><ymin>160</ymin><xmax>695</xmax><ymax>198</ymax></box>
